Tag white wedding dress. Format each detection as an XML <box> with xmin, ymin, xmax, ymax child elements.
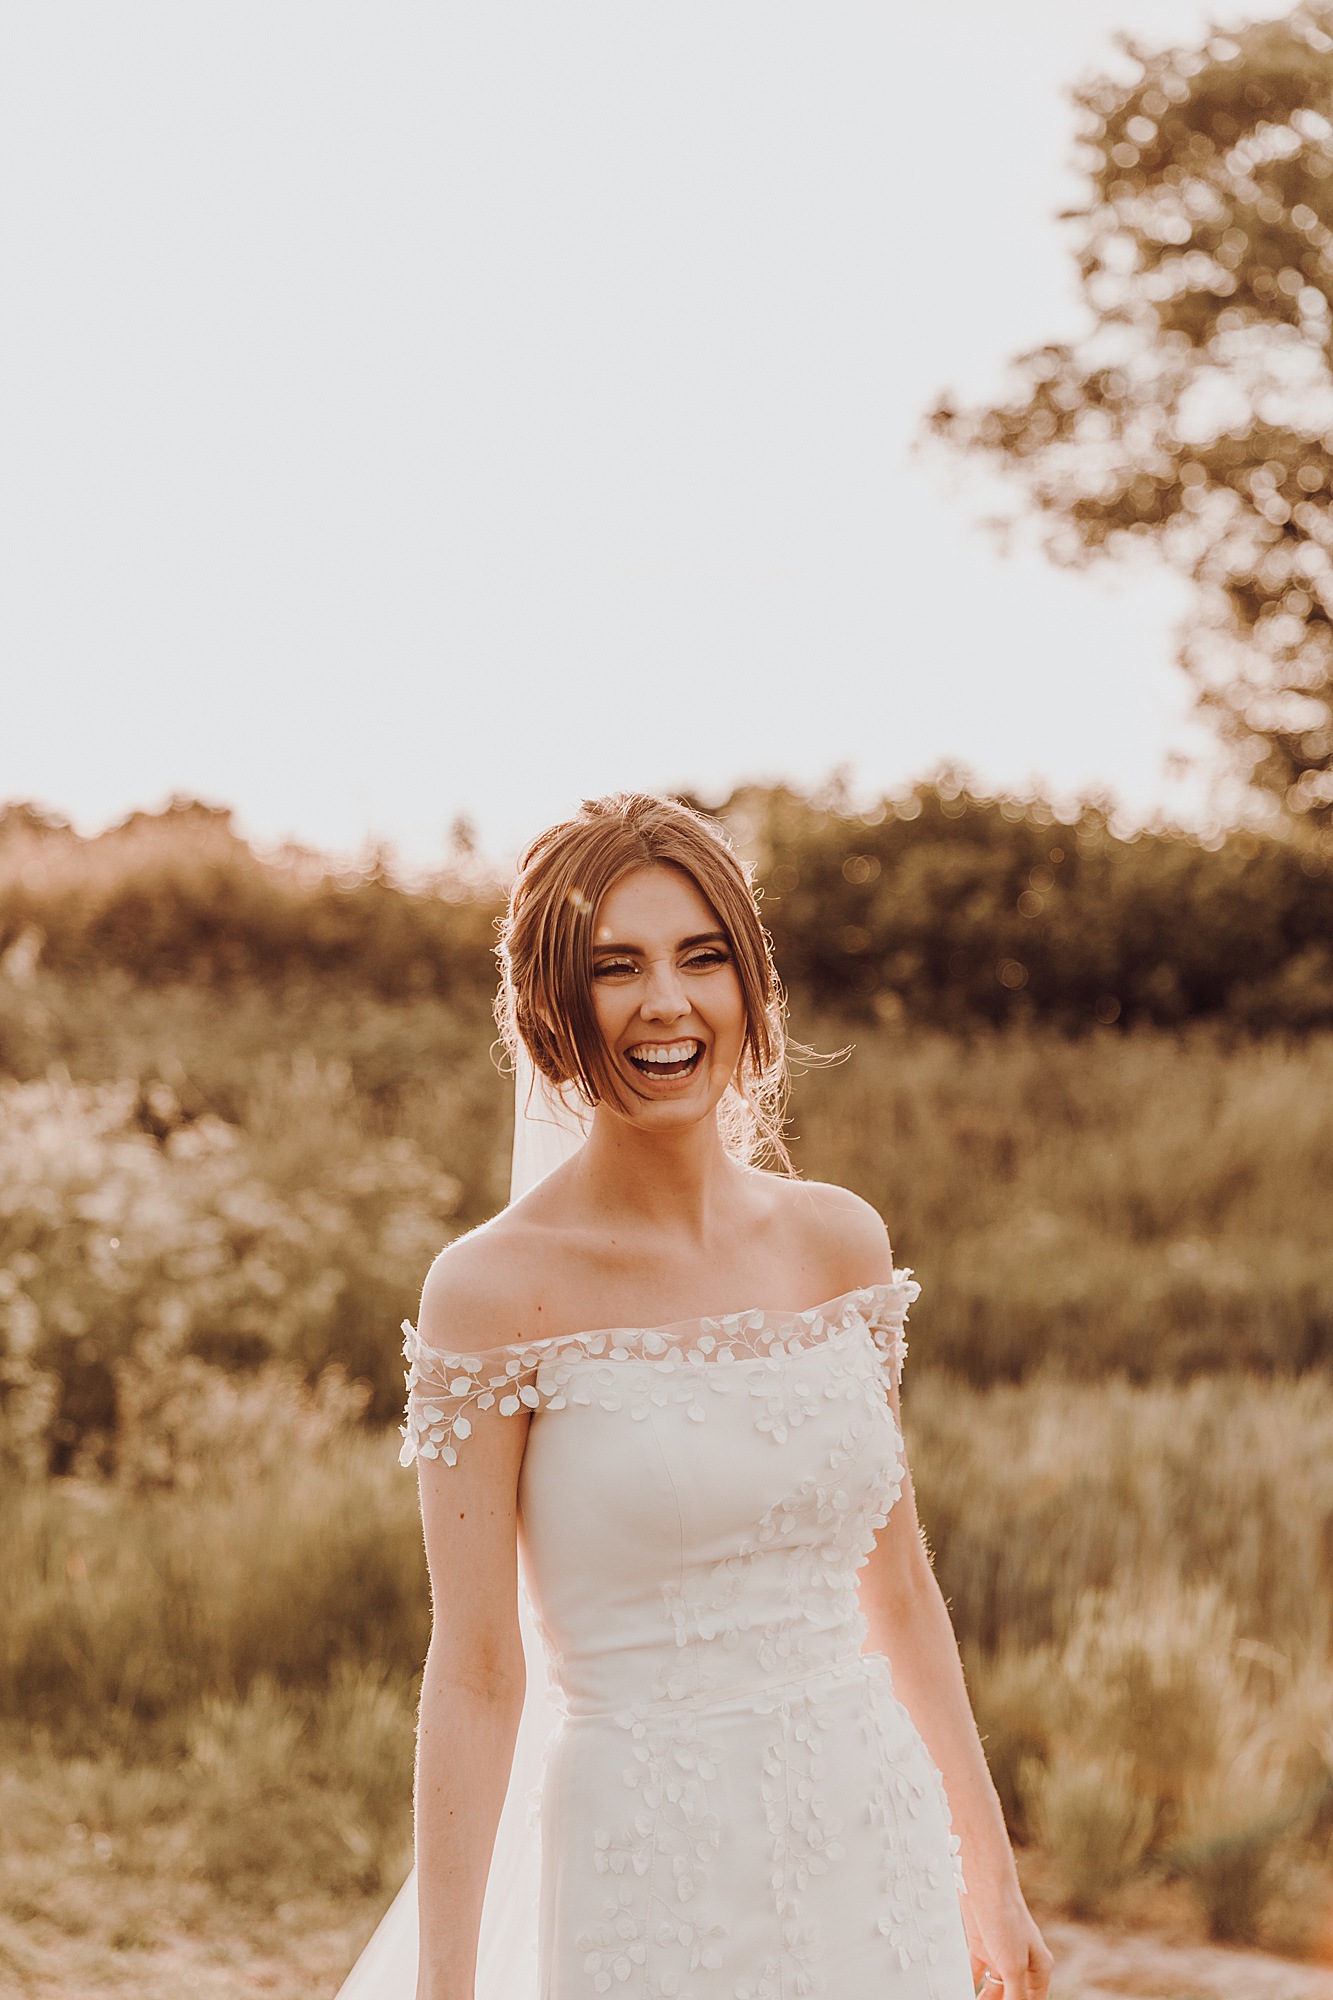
<box><xmin>337</xmin><ymin>1078</ymin><xmax>972</xmax><ymax>2000</ymax></box>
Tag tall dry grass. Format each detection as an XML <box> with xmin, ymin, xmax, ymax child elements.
<box><xmin>906</xmin><ymin>1375</ymin><xmax>1333</xmax><ymax>1937</ymax></box>
<box><xmin>0</xmin><ymin>1408</ymin><xmax>428</xmax><ymax>1941</ymax></box>
<box><xmin>10</xmin><ymin>1375</ymin><xmax>1329</xmax><ymax>1725</ymax></box>
<box><xmin>791</xmin><ymin>1019</ymin><xmax>1333</xmax><ymax>1377</ymax></box>
<box><xmin>4</xmin><ymin>945</ymin><xmax>1333</xmax><ymax>1949</ymax></box>
<box><xmin>4</xmin><ymin>1370</ymin><xmax>1331</xmax><ymax>1940</ymax></box>
<box><xmin>4</xmin><ymin>956</ymin><xmax>1332</xmax><ymax>1480</ymax></box>
<box><xmin>1</xmin><ymin>1431</ymin><xmax>428</xmax><ymax>1743</ymax></box>
<box><xmin>912</xmin><ymin>1373</ymin><xmax>1333</xmax><ymax>1656</ymax></box>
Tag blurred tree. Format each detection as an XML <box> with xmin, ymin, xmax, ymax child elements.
<box><xmin>689</xmin><ymin>778</ymin><xmax>1333</xmax><ymax>1031</ymax></box>
<box><xmin>7</xmin><ymin>782</ymin><xmax>1333</xmax><ymax>1033</ymax></box>
<box><xmin>930</xmin><ymin>5</ymin><xmax>1333</xmax><ymax>829</ymax></box>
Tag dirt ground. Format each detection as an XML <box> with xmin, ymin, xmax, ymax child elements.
<box><xmin>1045</xmin><ymin>1922</ymin><xmax>1333</xmax><ymax>2000</ymax></box>
<box><xmin>4</xmin><ymin>1899</ymin><xmax>1333</xmax><ymax>2000</ymax></box>
<box><xmin>3</xmin><ymin>1812</ymin><xmax>1331</xmax><ymax>2000</ymax></box>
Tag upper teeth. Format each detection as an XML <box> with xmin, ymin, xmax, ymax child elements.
<box><xmin>631</xmin><ymin>1042</ymin><xmax>700</xmax><ymax>1064</ymax></box>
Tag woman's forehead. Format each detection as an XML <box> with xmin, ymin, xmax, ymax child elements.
<box><xmin>594</xmin><ymin>863</ymin><xmax>720</xmax><ymax>941</ymax></box>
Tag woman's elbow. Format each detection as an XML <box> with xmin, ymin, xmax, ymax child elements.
<box><xmin>864</xmin><ymin>1537</ymin><xmax>940</xmax><ymax>1623</ymax></box>
<box><xmin>422</xmin><ymin>1631</ymin><xmax>526</xmax><ymax>1709</ymax></box>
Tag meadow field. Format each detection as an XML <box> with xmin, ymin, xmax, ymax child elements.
<box><xmin>2</xmin><ymin>796</ymin><xmax>1333</xmax><ymax>1992</ymax></box>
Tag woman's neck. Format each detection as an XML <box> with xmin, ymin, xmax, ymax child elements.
<box><xmin>575</xmin><ymin>1106</ymin><xmax>738</xmax><ymax>1241</ymax></box>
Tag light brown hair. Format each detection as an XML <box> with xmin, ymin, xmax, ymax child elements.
<box><xmin>496</xmin><ymin>793</ymin><xmax>791</xmax><ymax>1167</ymax></box>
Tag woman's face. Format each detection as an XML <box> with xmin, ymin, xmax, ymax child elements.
<box><xmin>589</xmin><ymin>863</ymin><xmax>748</xmax><ymax>1131</ymax></box>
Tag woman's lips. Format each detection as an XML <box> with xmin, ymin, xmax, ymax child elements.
<box><xmin>625</xmin><ymin>1038</ymin><xmax>703</xmax><ymax>1082</ymax></box>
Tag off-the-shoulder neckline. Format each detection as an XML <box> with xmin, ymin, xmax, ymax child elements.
<box><xmin>407</xmin><ymin>1273</ymin><xmax>916</xmax><ymax>1364</ymax></box>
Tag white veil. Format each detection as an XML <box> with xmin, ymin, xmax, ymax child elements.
<box><xmin>336</xmin><ymin>1049</ymin><xmax>590</xmax><ymax>2000</ymax></box>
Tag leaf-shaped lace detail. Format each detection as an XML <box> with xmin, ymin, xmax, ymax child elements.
<box><xmin>862</xmin><ymin>1272</ymin><xmax>919</xmax><ymax>1389</ymax></box>
<box><xmin>399</xmin><ymin>1277</ymin><xmax>918</xmax><ymax>1467</ymax></box>
<box><xmin>565</xmin><ymin>1316</ymin><xmax>939</xmax><ymax>1998</ymax></box>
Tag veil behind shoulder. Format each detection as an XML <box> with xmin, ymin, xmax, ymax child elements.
<box><xmin>335</xmin><ymin>1052</ymin><xmax>589</xmax><ymax>2000</ymax></box>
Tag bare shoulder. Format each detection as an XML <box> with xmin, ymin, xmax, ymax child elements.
<box><xmin>759</xmin><ymin>1172</ymin><xmax>895</xmax><ymax>1291</ymax></box>
<box><xmin>416</xmin><ymin>1208</ymin><xmax>545</xmax><ymax>1356</ymax></box>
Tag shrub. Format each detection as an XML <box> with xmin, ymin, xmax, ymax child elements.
<box><xmin>0</xmin><ymin>1067</ymin><xmax>458</xmax><ymax>1462</ymax></box>
<box><xmin>1020</xmin><ymin>1752</ymin><xmax>1153</xmax><ymax>1917</ymax></box>
<box><xmin>911</xmin><ymin>1376</ymin><xmax>1333</xmax><ymax>1659</ymax></box>
<box><xmin>0</xmin><ymin>799</ymin><xmax>500</xmax><ymax>1000</ymax></box>
<box><xmin>965</xmin><ymin>1646</ymin><xmax>1053</xmax><ymax>1842</ymax></box>
<box><xmin>1170</xmin><ymin>1798</ymin><xmax>1298</xmax><ymax>1945</ymax></box>
<box><xmin>1164</xmin><ymin>1664</ymin><xmax>1328</xmax><ymax>1943</ymax></box>
<box><xmin>965</xmin><ymin>1575</ymin><xmax>1333</xmax><ymax>1917</ymax></box>
<box><xmin>114</xmin><ymin>1357</ymin><xmax>370</xmax><ymax>1495</ymax></box>
<box><xmin>187</xmin><ymin>1671</ymin><xmax>416</xmax><ymax>1904</ymax></box>
<box><xmin>8</xmin><ymin>782</ymin><xmax>1333</xmax><ymax>1033</ymax></box>
<box><xmin>705</xmin><ymin>780</ymin><xmax>1333</xmax><ymax>1032</ymax></box>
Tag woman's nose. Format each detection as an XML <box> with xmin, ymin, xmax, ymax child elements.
<box><xmin>640</xmin><ymin>964</ymin><xmax>689</xmax><ymax>1021</ymax></box>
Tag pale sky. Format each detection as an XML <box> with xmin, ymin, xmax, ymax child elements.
<box><xmin>0</xmin><ymin>1</ymin><xmax>1291</xmax><ymax>865</ymax></box>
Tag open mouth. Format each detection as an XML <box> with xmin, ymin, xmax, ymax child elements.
<box><xmin>625</xmin><ymin>1038</ymin><xmax>704</xmax><ymax>1083</ymax></box>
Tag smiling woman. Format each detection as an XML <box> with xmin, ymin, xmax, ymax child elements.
<box><xmin>381</xmin><ymin>793</ymin><xmax>1050</xmax><ymax>2000</ymax></box>
<box><xmin>496</xmin><ymin>791</ymin><xmax>792</xmax><ymax>1166</ymax></box>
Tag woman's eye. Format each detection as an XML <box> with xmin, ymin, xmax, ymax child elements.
<box><xmin>593</xmin><ymin>959</ymin><xmax>638</xmax><ymax>979</ymax></box>
<box><xmin>685</xmin><ymin>950</ymin><xmax>729</xmax><ymax>971</ymax></box>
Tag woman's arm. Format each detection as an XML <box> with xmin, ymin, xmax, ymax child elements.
<box><xmin>812</xmin><ymin>1186</ymin><xmax>1052</xmax><ymax>1997</ymax></box>
<box><xmin>410</xmin><ymin>1250</ymin><xmax>534</xmax><ymax>2000</ymax></box>
<box><xmin>414</xmin><ymin>1407</ymin><xmax>529</xmax><ymax>2000</ymax></box>
<box><xmin>859</xmin><ymin>1445</ymin><xmax>1051</xmax><ymax>1999</ymax></box>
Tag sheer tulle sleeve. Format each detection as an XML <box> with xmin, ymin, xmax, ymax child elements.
<box><xmin>399</xmin><ymin>1323</ymin><xmax>540</xmax><ymax>1467</ymax></box>
<box><xmin>864</xmin><ymin>1272</ymin><xmax>920</xmax><ymax>1391</ymax></box>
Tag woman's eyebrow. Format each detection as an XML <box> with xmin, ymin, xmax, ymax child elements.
<box><xmin>592</xmin><ymin>930</ymin><xmax>730</xmax><ymax>955</ymax></box>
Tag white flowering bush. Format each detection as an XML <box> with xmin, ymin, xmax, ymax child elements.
<box><xmin>0</xmin><ymin>1064</ymin><xmax>459</xmax><ymax>1471</ymax></box>
<box><xmin>114</xmin><ymin>1355</ymin><xmax>371</xmax><ymax>1494</ymax></box>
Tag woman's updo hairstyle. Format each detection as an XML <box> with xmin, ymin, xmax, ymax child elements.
<box><xmin>497</xmin><ymin>793</ymin><xmax>791</xmax><ymax>1167</ymax></box>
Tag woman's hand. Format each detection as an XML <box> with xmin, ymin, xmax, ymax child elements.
<box><xmin>964</xmin><ymin>1882</ymin><xmax>1054</xmax><ymax>2000</ymax></box>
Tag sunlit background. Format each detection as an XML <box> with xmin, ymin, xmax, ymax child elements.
<box><xmin>5</xmin><ymin>8</ymin><xmax>1333</xmax><ymax>1996</ymax></box>
<box><xmin>0</xmin><ymin>0</ymin><xmax>1294</xmax><ymax>862</ymax></box>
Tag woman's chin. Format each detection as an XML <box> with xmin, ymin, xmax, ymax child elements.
<box><xmin>614</xmin><ymin>1073</ymin><xmax>727</xmax><ymax>1130</ymax></box>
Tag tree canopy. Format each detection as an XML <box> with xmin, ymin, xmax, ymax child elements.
<box><xmin>931</xmin><ymin>3</ymin><xmax>1333</xmax><ymax>833</ymax></box>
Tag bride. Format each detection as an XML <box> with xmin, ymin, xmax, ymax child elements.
<box><xmin>340</xmin><ymin>792</ymin><xmax>1051</xmax><ymax>2000</ymax></box>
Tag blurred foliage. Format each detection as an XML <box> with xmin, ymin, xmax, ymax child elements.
<box><xmin>978</xmin><ymin>1576</ymin><xmax>1328</xmax><ymax>1941</ymax></box>
<box><xmin>8</xmin><ymin>783</ymin><xmax>1333</xmax><ymax>1033</ymax></box>
<box><xmin>917</xmin><ymin>1376</ymin><xmax>1333</xmax><ymax>1936</ymax></box>
<box><xmin>0</xmin><ymin>797</ymin><xmax>501</xmax><ymax>997</ymax></box>
<box><xmin>3</xmin><ymin>786</ymin><xmax>1333</xmax><ymax>1469</ymax></box>
<box><xmin>911</xmin><ymin>1373</ymin><xmax>1333</xmax><ymax>1660</ymax></box>
<box><xmin>2</xmin><ymin>999</ymin><xmax>1330</xmax><ymax>1474</ymax></box>
<box><xmin>930</xmin><ymin>4</ymin><xmax>1333</xmax><ymax>827</ymax></box>
<box><xmin>0</xmin><ymin>1068</ymin><xmax>458</xmax><ymax>1465</ymax></box>
<box><xmin>4</xmin><ymin>790</ymin><xmax>1333</xmax><ymax>1949</ymax></box>
<box><xmin>0</xmin><ymin>1431</ymin><xmax>427</xmax><ymax>1739</ymax></box>
<box><xmin>789</xmin><ymin>1016</ymin><xmax>1333</xmax><ymax>1380</ymax></box>
<box><xmin>706</xmin><ymin>778</ymin><xmax>1333</xmax><ymax>1029</ymax></box>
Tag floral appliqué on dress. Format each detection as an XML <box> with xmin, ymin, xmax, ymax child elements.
<box><xmin>402</xmin><ymin>1279</ymin><xmax>969</xmax><ymax>2000</ymax></box>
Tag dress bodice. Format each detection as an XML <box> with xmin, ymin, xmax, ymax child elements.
<box><xmin>401</xmin><ymin>1279</ymin><xmax>913</xmax><ymax>1464</ymax></box>
<box><xmin>401</xmin><ymin>1281</ymin><xmax>916</xmax><ymax>1718</ymax></box>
